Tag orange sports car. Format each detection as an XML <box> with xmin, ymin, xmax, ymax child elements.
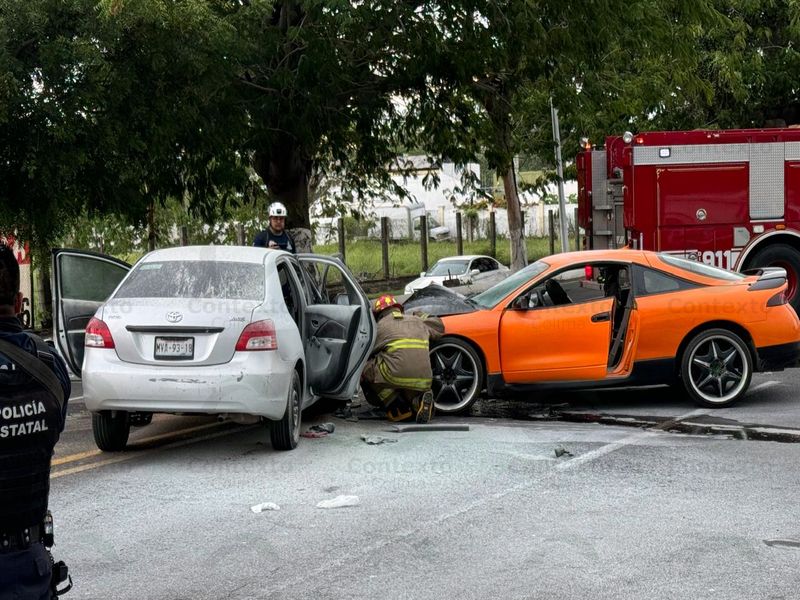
<box><xmin>403</xmin><ymin>249</ymin><xmax>800</xmax><ymax>413</ymax></box>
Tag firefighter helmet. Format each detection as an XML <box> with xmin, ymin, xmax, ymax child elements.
<box><xmin>372</xmin><ymin>294</ymin><xmax>402</xmax><ymax>316</ymax></box>
<box><xmin>268</xmin><ymin>202</ymin><xmax>288</xmax><ymax>218</ymax></box>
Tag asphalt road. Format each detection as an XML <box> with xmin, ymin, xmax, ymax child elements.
<box><xmin>50</xmin><ymin>373</ymin><xmax>800</xmax><ymax>599</ymax></box>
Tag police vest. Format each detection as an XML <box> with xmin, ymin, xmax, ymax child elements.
<box><xmin>0</xmin><ymin>366</ymin><xmax>62</xmax><ymax>531</ymax></box>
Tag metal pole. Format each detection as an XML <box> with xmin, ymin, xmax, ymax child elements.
<box><xmin>337</xmin><ymin>217</ymin><xmax>346</xmax><ymax>264</ymax></box>
<box><xmin>380</xmin><ymin>217</ymin><xmax>390</xmax><ymax>279</ymax></box>
<box><xmin>489</xmin><ymin>211</ymin><xmax>496</xmax><ymax>258</ymax></box>
<box><xmin>420</xmin><ymin>215</ymin><xmax>429</xmax><ymax>272</ymax></box>
<box><xmin>548</xmin><ymin>210</ymin><xmax>555</xmax><ymax>255</ymax></box>
<box><xmin>551</xmin><ymin>98</ymin><xmax>569</xmax><ymax>253</ymax></box>
<box><xmin>455</xmin><ymin>212</ymin><xmax>463</xmax><ymax>255</ymax></box>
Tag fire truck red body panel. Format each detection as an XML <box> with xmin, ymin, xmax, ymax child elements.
<box><xmin>577</xmin><ymin>128</ymin><xmax>800</xmax><ymax>308</ymax></box>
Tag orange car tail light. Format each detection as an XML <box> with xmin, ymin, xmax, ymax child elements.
<box><xmin>85</xmin><ymin>317</ymin><xmax>115</xmax><ymax>349</ymax></box>
<box><xmin>236</xmin><ymin>319</ymin><xmax>278</xmax><ymax>351</ymax></box>
<box><xmin>767</xmin><ymin>291</ymin><xmax>787</xmax><ymax>307</ymax></box>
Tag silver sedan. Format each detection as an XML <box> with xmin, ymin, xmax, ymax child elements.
<box><xmin>53</xmin><ymin>246</ymin><xmax>375</xmax><ymax>452</ymax></box>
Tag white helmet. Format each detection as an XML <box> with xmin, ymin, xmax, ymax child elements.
<box><xmin>268</xmin><ymin>202</ymin><xmax>288</xmax><ymax>218</ymax></box>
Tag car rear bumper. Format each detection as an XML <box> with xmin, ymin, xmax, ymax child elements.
<box><xmin>82</xmin><ymin>349</ymin><xmax>296</xmax><ymax>420</ymax></box>
<box><xmin>756</xmin><ymin>342</ymin><xmax>800</xmax><ymax>371</ymax></box>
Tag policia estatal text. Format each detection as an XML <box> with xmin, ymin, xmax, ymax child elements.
<box><xmin>0</xmin><ymin>244</ymin><xmax>72</xmax><ymax>599</ymax></box>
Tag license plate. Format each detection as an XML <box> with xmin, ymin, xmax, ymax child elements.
<box><xmin>154</xmin><ymin>337</ymin><xmax>194</xmax><ymax>360</ymax></box>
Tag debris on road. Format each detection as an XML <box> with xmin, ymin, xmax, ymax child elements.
<box><xmin>554</xmin><ymin>446</ymin><xmax>574</xmax><ymax>458</ymax></box>
<box><xmin>360</xmin><ymin>434</ymin><xmax>398</xmax><ymax>445</ymax></box>
<box><xmin>764</xmin><ymin>539</ymin><xmax>800</xmax><ymax>549</ymax></box>
<box><xmin>388</xmin><ymin>424</ymin><xmax>470</xmax><ymax>433</ymax></box>
<box><xmin>316</xmin><ymin>495</ymin><xmax>360</xmax><ymax>509</ymax></box>
<box><xmin>250</xmin><ymin>502</ymin><xmax>281</xmax><ymax>513</ymax></box>
<box><xmin>301</xmin><ymin>423</ymin><xmax>336</xmax><ymax>438</ymax></box>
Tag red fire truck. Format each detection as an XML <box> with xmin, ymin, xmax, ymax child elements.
<box><xmin>577</xmin><ymin>127</ymin><xmax>800</xmax><ymax>312</ymax></box>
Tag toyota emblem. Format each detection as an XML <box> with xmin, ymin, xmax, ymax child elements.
<box><xmin>166</xmin><ymin>311</ymin><xmax>183</xmax><ymax>323</ymax></box>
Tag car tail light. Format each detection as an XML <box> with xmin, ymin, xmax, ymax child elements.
<box><xmin>585</xmin><ymin>265</ymin><xmax>593</xmax><ymax>279</ymax></box>
<box><xmin>767</xmin><ymin>291</ymin><xmax>788</xmax><ymax>307</ymax></box>
<box><xmin>236</xmin><ymin>319</ymin><xmax>278</xmax><ymax>351</ymax></box>
<box><xmin>85</xmin><ymin>317</ymin><xmax>115</xmax><ymax>349</ymax></box>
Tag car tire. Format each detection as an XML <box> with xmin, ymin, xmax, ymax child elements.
<box><xmin>271</xmin><ymin>370</ymin><xmax>302</xmax><ymax>451</ymax></box>
<box><xmin>680</xmin><ymin>328</ymin><xmax>753</xmax><ymax>408</ymax></box>
<box><xmin>747</xmin><ymin>243</ymin><xmax>800</xmax><ymax>314</ymax></box>
<box><xmin>92</xmin><ymin>411</ymin><xmax>131</xmax><ymax>452</ymax></box>
<box><xmin>430</xmin><ymin>337</ymin><xmax>484</xmax><ymax>414</ymax></box>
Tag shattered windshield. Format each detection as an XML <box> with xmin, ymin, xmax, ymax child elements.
<box><xmin>427</xmin><ymin>260</ymin><xmax>470</xmax><ymax>276</ymax></box>
<box><xmin>115</xmin><ymin>260</ymin><xmax>265</xmax><ymax>299</ymax></box>
<box><xmin>470</xmin><ymin>260</ymin><xmax>549</xmax><ymax>308</ymax></box>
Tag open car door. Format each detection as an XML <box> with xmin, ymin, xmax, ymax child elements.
<box><xmin>297</xmin><ymin>255</ymin><xmax>376</xmax><ymax>400</ymax></box>
<box><xmin>52</xmin><ymin>249</ymin><xmax>130</xmax><ymax>377</ymax></box>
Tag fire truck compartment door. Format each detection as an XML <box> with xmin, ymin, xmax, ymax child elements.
<box><xmin>656</xmin><ymin>164</ymin><xmax>749</xmax><ymax>227</ymax></box>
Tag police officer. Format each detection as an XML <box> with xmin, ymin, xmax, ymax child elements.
<box><xmin>360</xmin><ymin>294</ymin><xmax>444</xmax><ymax>423</ymax></box>
<box><xmin>0</xmin><ymin>244</ymin><xmax>71</xmax><ymax>599</ymax></box>
<box><xmin>253</xmin><ymin>202</ymin><xmax>296</xmax><ymax>253</ymax></box>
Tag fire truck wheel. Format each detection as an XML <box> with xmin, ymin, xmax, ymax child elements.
<box><xmin>747</xmin><ymin>244</ymin><xmax>800</xmax><ymax>313</ymax></box>
<box><xmin>680</xmin><ymin>328</ymin><xmax>753</xmax><ymax>408</ymax></box>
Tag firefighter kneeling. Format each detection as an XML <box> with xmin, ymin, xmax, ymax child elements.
<box><xmin>361</xmin><ymin>294</ymin><xmax>444</xmax><ymax>423</ymax></box>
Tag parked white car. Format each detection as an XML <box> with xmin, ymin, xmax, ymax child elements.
<box><xmin>404</xmin><ymin>255</ymin><xmax>510</xmax><ymax>295</ymax></box>
<box><xmin>53</xmin><ymin>246</ymin><xmax>376</xmax><ymax>452</ymax></box>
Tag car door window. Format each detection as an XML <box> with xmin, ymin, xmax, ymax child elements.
<box><xmin>276</xmin><ymin>262</ymin><xmax>301</xmax><ymax>324</ymax></box>
<box><xmin>60</xmin><ymin>254</ymin><xmax>129</xmax><ymax>301</ymax></box>
<box><xmin>305</xmin><ymin>261</ymin><xmax>359</xmax><ymax>305</ymax></box>
<box><xmin>514</xmin><ymin>264</ymin><xmax>631</xmax><ymax>309</ymax></box>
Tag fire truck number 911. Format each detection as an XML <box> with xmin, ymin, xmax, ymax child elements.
<box><xmin>699</xmin><ymin>250</ymin><xmax>737</xmax><ymax>270</ymax></box>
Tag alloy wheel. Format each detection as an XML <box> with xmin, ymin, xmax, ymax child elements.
<box><xmin>687</xmin><ymin>335</ymin><xmax>749</xmax><ymax>404</ymax></box>
<box><xmin>430</xmin><ymin>343</ymin><xmax>480</xmax><ymax>413</ymax></box>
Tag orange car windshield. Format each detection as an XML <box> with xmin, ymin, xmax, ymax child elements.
<box><xmin>471</xmin><ymin>260</ymin><xmax>549</xmax><ymax>309</ymax></box>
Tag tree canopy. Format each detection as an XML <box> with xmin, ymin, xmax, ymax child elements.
<box><xmin>1</xmin><ymin>0</ymin><xmax>795</xmax><ymax>251</ymax></box>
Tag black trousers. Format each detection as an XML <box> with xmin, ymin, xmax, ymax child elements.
<box><xmin>0</xmin><ymin>542</ymin><xmax>52</xmax><ymax>600</ymax></box>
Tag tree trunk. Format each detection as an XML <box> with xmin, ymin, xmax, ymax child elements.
<box><xmin>254</xmin><ymin>140</ymin><xmax>312</xmax><ymax>229</ymax></box>
<box><xmin>502</xmin><ymin>163</ymin><xmax>527</xmax><ymax>271</ymax></box>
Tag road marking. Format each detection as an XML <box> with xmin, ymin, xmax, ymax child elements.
<box><xmin>52</xmin><ymin>420</ymin><xmax>241</xmax><ymax>467</ymax></box>
<box><xmin>51</xmin><ymin>424</ymin><xmax>257</xmax><ymax>479</ymax></box>
<box><xmin>556</xmin><ymin>408</ymin><xmax>702</xmax><ymax>471</ymax></box>
<box><xmin>749</xmin><ymin>380</ymin><xmax>781</xmax><ymax>394</ymax></box>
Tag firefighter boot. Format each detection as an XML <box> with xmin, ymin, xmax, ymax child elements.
<box><xmin>414</xmin><ymin>390</ymin><xmax>435</xmax><ymax>424</ymax></box>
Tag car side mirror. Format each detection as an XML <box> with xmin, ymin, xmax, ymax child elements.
<box><xmin>470</xmin><ymin>269</ymin><xmax>480</xmax><ymax>276</ymax></box>
<box><xmin>420</xmin><ymin>271</ymin><xmax>426</xmax><ymax>278</ymax></box>
<box><xmin>334</xmin><ymin>293</ymin><xmax>350</xmax><ymax>306</ymax></box>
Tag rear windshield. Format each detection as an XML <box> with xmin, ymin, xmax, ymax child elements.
<box><xmin>657</xmin><ymin>254</ymin><xmax>746</xmax><ymax>281</ymax></box>
<box><xmin>115</xmin><ymin>260</ymin><xmax>265</xmax><ymax>299</ymax></box>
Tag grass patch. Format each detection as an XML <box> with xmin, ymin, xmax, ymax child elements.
<box><xmin>316</xmin><ymin>237</ymin><xmax>575</xmax><ymax>280</ymax></box>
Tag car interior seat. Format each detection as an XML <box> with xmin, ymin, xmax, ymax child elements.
<box><xmin>545</xmin><ymin>279</ymin><xmax>571</xmax><ymax>305</ymax></box>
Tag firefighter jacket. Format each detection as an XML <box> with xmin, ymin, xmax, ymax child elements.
<box><xmin>364</xmin><ymin>310</ymin><xmax>444</xmax><ymax>392</ymax></box>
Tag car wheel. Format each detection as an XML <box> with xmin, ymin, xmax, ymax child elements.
<box><xmin>92</xmin><ymin>411</ymin><xmax>131</xmax><ymax>452</ymax></box>
<box><xmin>680</xmin><ymin>328</ymin><xmax>752</xmax><ymax>408</ymax></box>
<box><xmin>430</xmin><ymin>337</ymin><xmax>484</xmax><ymax>414</ymax></box>
<box><xmin>271</xmin><ymin>370</ymin><xmax>302</xmax><ymax>451</ymax></box>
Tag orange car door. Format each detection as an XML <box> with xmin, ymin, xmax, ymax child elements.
<box><xmin>499</xmin><ymin>297</ymin><xmax>615</xmax><ymax>383</ymax></box>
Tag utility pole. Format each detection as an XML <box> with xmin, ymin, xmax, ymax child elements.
<box><xmin>550</xmin><ymin>98</ymin><xmax>569</xmax><ymax>253</ymax></box>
